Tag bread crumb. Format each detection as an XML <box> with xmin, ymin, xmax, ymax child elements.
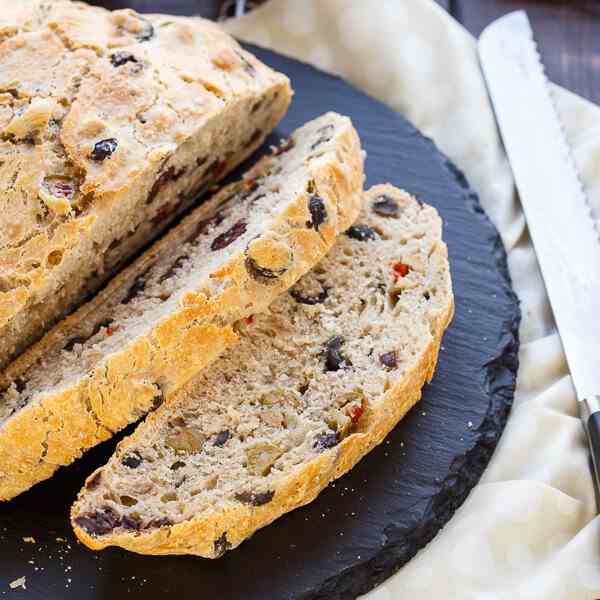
<box><xmin>9</xmin><ymin>577</ymin><xmax>26</xmax><ymax>590</ymax></box>
<box><xmin>22</xmin><ymin>536</ymin><xmax>35</xmax><ymax>543</ymax></box>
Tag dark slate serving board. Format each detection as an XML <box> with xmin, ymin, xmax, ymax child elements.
<box><xmin>0</xmin><ymin>44</ymin><xmax>520</xmax><ymax>600</ymax></box>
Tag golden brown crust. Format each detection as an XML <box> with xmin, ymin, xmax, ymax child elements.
<box><xmin>73</xmin><ymin>297</ymin><xmax>453</xmax><ymax>556</ymax></box>
<box><xmin>0</xmin><ymin>114</ymin><xmax>365</xmax><ymax>501</ymax></box>
<box><xmin>0</xmin><ymin>0</ymin><xmax>292</xmax><ymax>366</ymax></box>
<box><xmin>71</xmin><ymin>185</ymin><xmax>454</xmax><ymax>557</ymax></box>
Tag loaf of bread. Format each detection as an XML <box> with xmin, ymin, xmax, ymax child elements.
<box><xmin>0</xmin><ymin>0</ymin><xmax>292</xmax><ymax>368</ymax></box>
<box><xmin>0</xmin><ymin>112</ymin><xmax>364</xmax><ymax>501</ymax></box>
<box><xmin>71</xmin><ymin>184</ymin><xmax>453</xmax><ymax>557</ymax></box>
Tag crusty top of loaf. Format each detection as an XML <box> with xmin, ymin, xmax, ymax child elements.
<box><xmin>0</xmin><ymin>0</ymin><xmax>289</xmax><ymax>322</ymax></box>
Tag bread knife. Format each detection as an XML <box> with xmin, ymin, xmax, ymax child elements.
<box><xmin>478</xmin><ymin>11</ymin><xmax>600</xmax><ymax>506</ymax></box>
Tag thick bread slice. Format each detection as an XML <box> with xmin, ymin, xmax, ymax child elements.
<box><xmin>0</xmin><ymin>0</ymin><xmax>292</xmax><ymax>368</ymax></box>
<box><xmin>0</xmin><ymin>112</ymin><xmax>364</xmax><ymax>501</ymax></box>
<box><xmin>71</xmin><ymin>184</ymin><xmax>454</xmax><ymax>557</ymax></box>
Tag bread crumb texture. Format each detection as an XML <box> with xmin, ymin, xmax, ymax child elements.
<box><xmin>71</xmin><ymin>184</ymin><xmax>453</xmax><ymax>558</ymax></box>
<box><xmin>0</xmin><ymin>112</ymin><xmax>365</xmax><ymax>501</ymax></box>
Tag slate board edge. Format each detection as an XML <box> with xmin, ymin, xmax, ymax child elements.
<box><xmin>273</xmin><ymin>107</ymin><xmax>521</xmax><ymax>600</ymax></box>
<box><xmin>0</xmin><ymin>41</ymin><xmax>521</xmax><ymax>600</ymax></box>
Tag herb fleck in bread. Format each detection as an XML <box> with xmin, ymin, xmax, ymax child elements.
<box><xmin>0</xmin><ymin>113</ymin><xmax>364</xmax><ymax>501</ymax></box>
<box><xmin>71</xmin><ymin>184</ymin><xmax>453</xmax><ymax>557</ymax></box>
<box><xmin>0</xmin><ymin>0</ymin><xmax>292</xmax><ymax>368</ymax></box>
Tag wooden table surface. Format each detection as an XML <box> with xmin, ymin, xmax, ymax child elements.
<box><xmin>437</xmin><ymin>0</ymin><xmax>600</xmax><ymax>105</ymax></box>
<box><xmin>91</xmin><ymin>0</ymin><xmax>600</xmax><ymax>106</ymax></box>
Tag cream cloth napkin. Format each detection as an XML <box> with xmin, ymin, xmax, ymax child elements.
<box><xmin>224</xmin><ymin>2</ymin><xmax>600</xmax><ymax>598</ymax></box>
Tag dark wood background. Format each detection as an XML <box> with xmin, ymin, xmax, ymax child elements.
<box><xmin>439</xmin><ymin>0</ymin><xmax>600</xmax><ymax>104</ymax></box>
<box><xmin>89</xmin><ymin>0</ymin><xmax>600</xmax><ymax>103</ymax></box>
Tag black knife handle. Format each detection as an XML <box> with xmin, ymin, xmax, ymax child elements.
<box><xmin>587</xmin><ymin>412</ymin><xmax>600</xmax><ymax>486</ymax></box>
<box><xmin>583</xmin><ymin>396</ymin><xmax>600</xmax><ymax>509</ymax></box>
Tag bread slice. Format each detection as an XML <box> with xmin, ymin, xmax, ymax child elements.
<box><xmin>0</xmin><ymin>112</ymin><xmax>364</xmax><ymax>501</ymax></box>
<box><xmin>0</xmin><ymin>0</ymin><xmax>292</xmax><ymax>368</ymax></box>
<box><xmin>71</xmin><ymin>184</ymin><xmax>454</xmax><ymax>557</ymax></box>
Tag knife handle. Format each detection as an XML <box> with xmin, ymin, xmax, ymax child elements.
<box><xmin>582</xmin><ymin>397</ymin><xmax>600</xmax><ymax>507</ymax></box>
<box><xmin>587</xmin><ymin>413</ymin><xmax>600</xmax><ymax>486</ymax></box>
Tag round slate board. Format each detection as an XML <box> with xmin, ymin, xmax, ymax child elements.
<box><xmin>0</xmin><ymin>45</ymin><xmax>520</xmax><ymax>600</ymax></box>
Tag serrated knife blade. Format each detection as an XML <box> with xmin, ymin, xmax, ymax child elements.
<box><xmin>478</xmin><ymin>11</ymin><xmax>600</xmax><ymax>503</ymax></box>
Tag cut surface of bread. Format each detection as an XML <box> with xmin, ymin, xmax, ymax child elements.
<box><xmin>0</xmin><ymin>112</ymin><xmax>364</xmax><ymax>501</ymax></box>
<box><xmin>71</xmin><ymin>184</ymin><xmax>454</xmax><ymax>557</ymax></box>
<box><xmin>0</xmin><ymin>0</ymin><xmax>292</xmax><ymax>367</ymax></box>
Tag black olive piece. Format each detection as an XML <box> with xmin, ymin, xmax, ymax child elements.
<box><xmin>110</xmin><ymin>52</ymin><xmax>138</xmax><ymax>67</ymax></box>
<box><xmin>313</xmin><ymin>432</ymin><xmax>339</xmax><ymax>451</ymax></box>
<box><xmin>290</xmin><ymin>287</ymin><xmax>328</xmax><ymax>305</ymax></box>
<box><xmin>211</xmin><ymin>221</ymin><xmax>247</xmax><ymax>251</ymax></box>
<box><xmin>214</xmin><ymin>532</ymin><xmax>232</xmax><ymax>557</ymax></box>
<box><xmin>90</xmin><ymin>138</ymin><xmax>118</xmax><ymax>162</ymax></box>
<box><xmin>147</xmin><ymin>517</ymin><xmax>172</xmax><ymax>529</ymax></box>
<box><xmin>121</xmin><ymin>515</ymin><xmax>141</xmax><ymax>531</ymax></box>
<box><xmin>345</xmin><ymin>224</ymin><xmax>378</xmax><ymax>242</ymax></box>
<box><xmin>170</xmin><ymin>460</ymin><xmax>186</xmax><ymax>471</ymax></box>
<box><xmin>213</xmin><ymin>430</ymin><xmax>231</xmax><ymax>447</ymax></box>
<box><xmin>74</xmin><ymin>507</ymin><xmax>120</xmax><ymax>536</ymax></box>
<box><xmin>13</xmin><ymin>377</ymin><xmax>26</xmax><ymax>393</ymax></box>
<box><xmin>121</xmin><ymin>451</ymin><xmax>143</xmax><ymax>469</ymax></box>
<box><xmin>306</xmin><ymin>195</ymin><xmax>327</xmax><ymax>231</ymax></box>
<box><xmin>379</xmin><ymin>351</ymin><xmax>398</xmax><ymax>369</ymax></box>
<box><xmin>235</xmin><ymin>490</ymin><xmax>274</xmax><ymax>506</ymax></box>
<box><xmin>372</xmin><ymin>194</ymin><xmax>399</xmax><ymax>218</ymax></box>
<box><xmin>323</xmin><ymin>336</ymin><xmax>349</xmax><ymax>372</ymax></box>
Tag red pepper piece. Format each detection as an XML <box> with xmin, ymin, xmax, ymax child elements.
<box><xmin>350</xmin><ymin>404</ymin><xmax>364</xmax><ymax>424</ymax></box>
<box><xmin>392</xmin><ymin>262</ymin><xmax>410</xmax><ymax>279</ymax></box>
